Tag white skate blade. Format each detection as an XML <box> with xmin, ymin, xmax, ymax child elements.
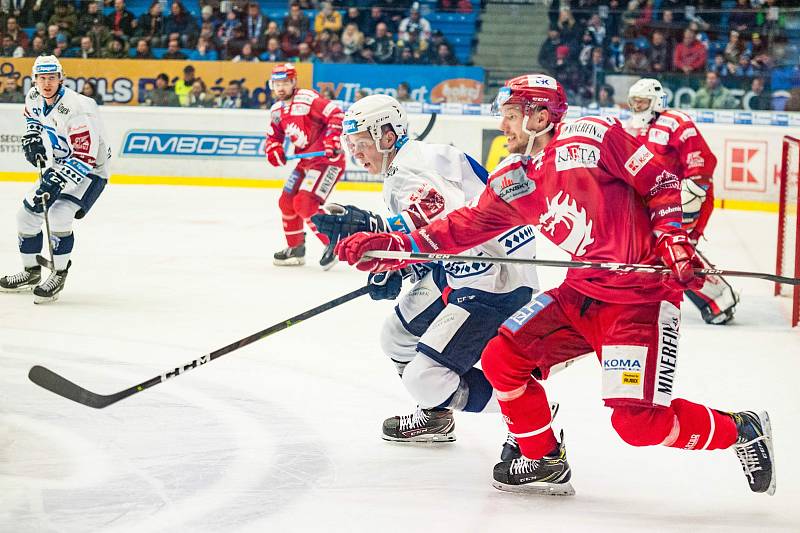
<box><xmin>492</xmin><ymin>480</ymin><xmax>575</xmax><ymax>497</ymax></box>
<box><xmin>758</xmin><ymin>411</ymin><xmax>776</xmax><ymax>496</ymax></box>
<box><xmin>273</xmin><ymin>257</ymin><xmax>306</xmax><ymax>266</ymax></box>
<box><xmin>382</xmin><ymin>433</ymin><xmax>456</xmax><ymax>443</ymax></box>
<box><xmin>33</xmin><ymin>292</ymin><xmax>60</xmax><ymax>305</ymax></box>
<box><xmin>0</xmin><ymin>285</ymin><xmax>36</xmax><ymax>293</ymax></box>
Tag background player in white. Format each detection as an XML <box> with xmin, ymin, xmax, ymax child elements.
<box><xmin>0</xmin><ymin>56</ymin><xmax>110</xmax><ymax>303</ymax></box>
<box><xmin>313</xmin><ymin>95</ymin><xmax>540</xmax><ymax>456</ymax></box>
<box><xmin>627</xmin><ymin>78</ymin><xmax>738</xmax><ymax>324</ymax></box>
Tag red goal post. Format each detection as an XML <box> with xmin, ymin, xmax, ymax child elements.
<box><xmin>775</xmin><ymin>135</ymin><xmax>800</xmax><ymax>327</ymax></box>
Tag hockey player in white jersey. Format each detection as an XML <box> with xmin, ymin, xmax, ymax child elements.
<box><xmin>0</xmin><ymin>56</ymin><xmax>110</xmax><ymax>303</ymax></box>
<box><xmin>312</xmin><ymin>95</ymin><xmax>540</xmax><ymax>457</ymax></box>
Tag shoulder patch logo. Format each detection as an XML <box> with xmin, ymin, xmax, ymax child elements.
<box><xmin>555</xmin><ymin>142</ymin><xmax>600</xmax><ymax>171</ymax></box>
<box><xmin>624</xmin><ymin>145</ymin><xmax>654</xmax><ymax>176</ymax></box>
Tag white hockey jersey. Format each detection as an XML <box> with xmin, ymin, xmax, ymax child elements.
<box><xmin>24</xmin><ymin>86</ymin><xmax>111</xmax><ymax>185</ymax></box>
<box><xmin>383</xmin><ymin>139</ymin><xmax>538</xmax><ymax>294</ymax></box>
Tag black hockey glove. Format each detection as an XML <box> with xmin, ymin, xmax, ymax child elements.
<box><xmin>33</xmin><ymin>168</ymin><xmax>67</xmax><ymax>211</ymax></box>
<box><xmin>311</xmin><ymin>204</ymin><xmax>387</xmax><ymax>246</ymax></box>
<box><xmin>22</xmin><ymin>133</ymin><xmax>47</xmax><ymax>168</ymax></box>
<box><xmin>367</xmin><ymin>271</ymin><xmax>402</xmax><ymax>301</ymax></box>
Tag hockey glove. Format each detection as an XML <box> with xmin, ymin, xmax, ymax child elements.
<box><xmin>265</xmin><ymin>141</ymin><xmax>286</xmax><ymax>167</ymax></box>
<box><xmin>681</xmin><ymin>178</ymin><xmax>708</xmax><ymax>234</ymax></box>
<box><xmin>368</xmin><ymin>271</ymin><xmax>402</xmax><ymax>300</ymax></box>
<box><xmin>322</xmin><ymin>136</ymin><xmax>341</xmax><ymax>160</ymax></box>
<box><xmin>311</xmin><ymin>204</ymin><xmax>387</xmax><ymax>246</ymax></box>
<box><xmin>336</xmin><ymin>231</ymin><xmax>414</xmax><ymax>272</ymax></box>
<box><xmin>22</xmin><ymin>133</ymin><xmax>47</xmax><ymax>168</ymax></box>
<box><xmin>655</xmin><ymin>231</ymin><xmax>704</xmax><ymax>290</ymax></box>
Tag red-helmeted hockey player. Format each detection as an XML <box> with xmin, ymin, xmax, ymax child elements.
<box><xmin>628</xmin><ymin>78</ymin><xmax>738</xmax><ymax>324</ymax></box>
<box><xmin>335</xmin><ymin>74</ymin><xmax>775</xmax><ymax>496</ymax></box>
<box><xmin>265</xmin><ymin>63</ymin><xmax>345</xmax><ymax>269</ymax></box>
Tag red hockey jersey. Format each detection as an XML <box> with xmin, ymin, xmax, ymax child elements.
<box><xmin>266</xmin><ymin>88</ymin><xmax>343</xmax><ymax>155</ymax></box>
<box><xmin>633</xmin><ymin>109</ymin><xmax>717</xmax><ymax>238</ymax></box>
<box><xmin>409</xmin><ymin>117</ymin><xmax>685</xmax><ymax>304</ymax></box>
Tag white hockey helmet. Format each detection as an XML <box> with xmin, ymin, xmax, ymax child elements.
<box><xmin>32</xmin><ymin>55</ymin><xmax>64</xmax><ymax>79</ymax></box>
<box><xmin>628</xmin><ymin>78</ymin><xmax>667</xmax><ymax>129</ymax></box>
<box><xmin>343</xmin><ymin>94</ymin><xmax>408</xmax><ymax>147</ymax></box>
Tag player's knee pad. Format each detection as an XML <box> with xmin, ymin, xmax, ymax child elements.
<box><xmin>16</xmin><ymin>206</ymin><xmax>41</xmax><ymax>235</ymax></box>
<box><xmin>48</xmin><ymin>202</ymin><xmax>78</xmax><ymax>234</ymax></box>
<box><xmin>51</xmin><ymin>232</ymin><xmax>74</xmax><ymax>256</ymax></box>
<box><xmin>481</xmin><ymin>334</ymin><xmax>524</xmax><ymax>392</ymax></box>
<box><xmin>278</xmin><ymin>191</ymin><xmax>297</xmax><ymax>216</ymax></box>
<box><xmin>401</xmin><ymin>353</ymin><xmax>460</xmax><ymax>408</ymax></box>
<box><xmin>292</xmin><ymin>191</ymin><xmax>323</xmax><ymax>220</ymax></box>
<box><xmin>610</xmin><ymin>403</ymin><xmax>675</xmax><ymax>447</ymax></box>
<box><xmin>380</xmin><ymin>312</ymin><xmax>418</xmax><ymax>372</ymax></box>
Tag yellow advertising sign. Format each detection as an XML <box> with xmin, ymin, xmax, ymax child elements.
<box><xmin>0</xmin><ymin>58</ymin><xmax>313</xmax><ymax>107</ymax></box>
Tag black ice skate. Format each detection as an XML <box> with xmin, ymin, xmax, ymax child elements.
<box><xmin>319</xmin><ymin>242</ymin><xmax>338</xmax><ymax>270</ymax></box>
<box><xmin>382</xmin><ymin>407</ymin><xmax>456</xmax><ymax>443</ymax></box>
<box><xmin>501</xmin><ymin>402</ymin><xmax>561</xmax><ymax>461</ymax></box>
<box><xmin>33</xmin><ymin>261</ymin><xmax>70</xmax><ymax>304</ymax></box>
<box><xmin>731</xmin><ymin>410</ymin><xmax>776</xmax><ymax>495</ymax></box>
<box><xmin>492</xmin><ymin>430</ymin><xmax>574</xmax><ymax>496</ymax></box>
<box><xmin>273</xmin><ymin>244</ymin><xmax>306</xmax><ymax>266</ymax></box>
<box><xmin>0</xmin><ymin>266</ymin><xmax>41</xmax><ymax>292</ymax></box>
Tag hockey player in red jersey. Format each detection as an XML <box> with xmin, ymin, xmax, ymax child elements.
<box><xmin>335</xmin><ymin>74</ymin><xmax>775</xmax><ymax>496</ymax></box>
<box><xmin>628</xmin><ymin>78</ymin><xmax>738</xmax><ymax>324</ymax></box>
<box><xmin>265</xmin><ymin>63</ymin><xmax>345</xmax><ymax>269</ymax></box>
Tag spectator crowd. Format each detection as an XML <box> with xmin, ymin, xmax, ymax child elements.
<box><xmin>538</xmin><ymin>0</ymin><xmax>799</xmax><ymax>110</ymax></box>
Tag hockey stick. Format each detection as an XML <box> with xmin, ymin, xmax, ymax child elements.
<box><xmin>28</xmin><ymin>285</ymin><xmax>371</xmax><ymax>408</ymax></box>
<box><xmin>286</xmin><ymin>150</ymin><xmax>326</xmax><ymax>160</ymax></box>
<box><xmin>363</xmin><ymin>250</ymin><xmax>800</xmax><ymax>286</ymax></box>
<box><xmin>35</xmin><ymin>160</ymin><xmax>56</xmax><ymax>271</ymax></box>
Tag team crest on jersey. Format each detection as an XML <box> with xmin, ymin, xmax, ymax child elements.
<box><xmin>537</xmin><ymin>190</ymin><xmax>595</xmax><ymax>256</ymax></box>
<box><xmin>69</xmin><ymin>130</ymin><xmax>91</xmax><ymax>153</ymax></box>
<box><xmin>284</xmin><ymin>122</ymin><xmax>309</xmax><ymax>148</ymax></box>
<box><xmin>624</xmin><ymin>145</ymin><xmax>654</xmax><ymax>176</ymax></box>
<box><xmin>686</xmin><ymin>150</ymin><xmax>705</xmax><ymax>169</ymax></box>
<box><xmin>554</xmin><ymin>143</ymin><xmax>600</xmax><ymax>171</ymax></box>
<box><xmin>649</xmin><ymin>170</ymin><xmax>680</xmax><ymax>196</ymax></box>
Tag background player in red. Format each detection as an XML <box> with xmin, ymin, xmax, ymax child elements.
<box><xmin>265</xmin><ymin>63</ymin><xmax>345</xmax><ymax>269</ymax></box>
<box><xmin>627</xmin><ymin>78</ymin><xmax>738</xmax><ymax>325</ymax></box>
<box><xmin>335</xmin><ymin>74</ymin><xmax>775</xmax><ymax>497</ymax></box>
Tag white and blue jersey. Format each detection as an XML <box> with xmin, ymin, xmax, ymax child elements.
<box><xmin>382</xmin><ymin>138</ymin><xmax>538</xmax><ymax>295</ymax></box>
<box><xmin>23</xmin><ymin>86</ymin><xmax>110</xmax><ymax>212</ymax></box>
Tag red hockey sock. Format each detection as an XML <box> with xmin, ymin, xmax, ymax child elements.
<box><xmin>498</xmin><ymin>378</ymin><xmax>558</xmax><ymax>459</ymax></box>
<box><xmin>282</xmin><ymin>214</ymin><xmax>304</xmax><ymax>247</ymax></box>
<box><xmin>664</xmin><ymin>398</ymin><xmax>737</xmax><ymax>450</ymax></box>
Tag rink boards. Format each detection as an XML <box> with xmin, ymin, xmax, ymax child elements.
<box><xmin>0</xmin><ymin>103</ymin><xmax>797</xmax><ymax>211</ymax></box>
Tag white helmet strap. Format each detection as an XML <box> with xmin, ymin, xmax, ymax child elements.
<box><xmin>522</xmin><ymin>110</ymin><xmax>554</xmax><ymax>157</ymax></box>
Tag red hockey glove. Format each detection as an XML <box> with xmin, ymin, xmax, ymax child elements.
<box><xmin>336</xmin><ymin>231</ymin><xmax>414</xmax><ymax>272</ymax></box>
<box><xmin>265</xmin><ymin>141</ymin><xmax>286</xmax><ymax>167</ymax></box>
<box><xmin>323</xmin><ymin>136</ymin><xmax>341</xmax><ymax>160</ymax></box>
<box><xmin>655</xmin><ymin>232</ymin><xmax>704</xmax><ymax>290</ymax></box>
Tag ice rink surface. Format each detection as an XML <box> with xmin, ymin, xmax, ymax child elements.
<box><xmin>1</xmin><ymin>182</ymin><xmax>799</xmax><ymax>533</ymax></box>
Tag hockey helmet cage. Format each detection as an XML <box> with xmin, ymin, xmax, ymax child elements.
<box><xmin>628</xmin><ymin>78</ymin><xmax>667</xmax><ymax>128</ymax></box>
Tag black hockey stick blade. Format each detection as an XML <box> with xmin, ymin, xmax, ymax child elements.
<box><xmin>28</xmin><ymin>365</ymin><xmax>128</xmax><ymax>408</ymax></box>
<box><xmin>35</xmin><ymin>254</ymin><xmax>54</xmax><ymax>270</ymax></box>
<box><xmin>28</xmin><ymin>285</ymin><xmax>371</xmax><ymax>408</ymax></box>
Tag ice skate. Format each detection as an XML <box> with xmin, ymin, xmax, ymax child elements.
<box><xmin>0</xmin><ymin>266</ymin><xmax>41</xmax><ymax>292</ymax></box>
<box><xmin>492</xmin><ymin>430</ymin><xmax>574</xmax><ymax>496</ymax></box>
<box><xmin>382</xmin><ymin>407</ymin><xmax>455</xmax><ymax>443</ymax></box>
<box><xmin>501</xmin><ymin>402</ymin><xmax>560</xmax><ymax>461</ymax></box>
<box><xmin>33</xmin><ymin>261</ymin><xmax>70</xmax><ymax>304</ymax></box>
<box><xmin>273</xmin><ymin>244</ymin><xmax>306</xmax><ymax>266</ymax></box>
<box><xmin>319</xmin><ymin>242</ymin><xmax>338</xmax><ymax>270</ymax></box>
<box><xmin>731</xmin><ymin>410</ymin><xmax>776</xmax><ymax>495</ymax></box>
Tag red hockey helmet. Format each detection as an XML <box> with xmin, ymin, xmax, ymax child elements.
<box><xmin>269</xmin><ymin>63</ymin><xmax>297</xmax><ymax>89</ymax></box>
<box><xmin>492</xmin><ymin>74</ymin><xmax>568</xmax><ymax>124</ymax></box>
